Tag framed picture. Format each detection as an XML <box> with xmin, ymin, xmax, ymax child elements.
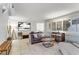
<box><xmin>18</xmin><ymin>22</ymin><xmax>31</xmax><ymax>31</ymax></box>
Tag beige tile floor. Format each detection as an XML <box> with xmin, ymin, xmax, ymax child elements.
<box><xmin>9</xmin><ymin>39</ymin><xmax>61</xmax><ymax>55</ymax></box>
<box><xmin>58</xmin><ymin>42</ymin><xmax>79</xmax><ymax>55</ymax></box>
<box><xmin>1</xmin><ymin>39</ymin><xmax>79</xmax><ymax>55</ymax></box>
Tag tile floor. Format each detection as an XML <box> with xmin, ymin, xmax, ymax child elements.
<box><xmin>9</xmin><ymin>39</ymin><xmax>61</xmax><ymax>55</ymax></box>
<box><xmin>1</xmin><ymin>39</ymin><xmax>79</xmax><ymax>55</ymax></box>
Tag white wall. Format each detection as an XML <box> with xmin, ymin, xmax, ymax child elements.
<box><xmin>31</xmin><ymin>21</ymin><xmax>45</xmax><ymax>32</ymax></box>
<box><xmin>30</xmin><ymin>21</ymin><xmax>36</xmax><ymax>31</ymax></box>
<box><xmin>8</xmin><ymin>17</ymin><xmax>45</xmax><ymax>39</ymax></box>
<box><xmin>0</xmin><ymin>4</ymin><xmax>8</xmax><ymax>44</ymax></box>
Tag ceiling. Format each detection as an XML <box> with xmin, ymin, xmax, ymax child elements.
<box><xmin>13</xmin><ymin>3</ymin><xmax>79</xmax><ymax>22</ymax></box>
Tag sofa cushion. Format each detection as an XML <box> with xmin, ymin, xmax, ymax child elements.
<box><xmin>34</xmin><ymin>34</ymin><xmax>38</xmax><ymax>38</ymax></box>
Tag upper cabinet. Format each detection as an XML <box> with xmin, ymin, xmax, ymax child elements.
<box><xmin>46</xmin><ymin>18</ymin><xmax>71</xmax><ymax>32</ymax></box>
<box><xmin>72</xmin><ymin>18</ymin><xmax>79</xmax><ymax>32</ymax></box>
<box><xmin>63</xmin><ymin>20</ymin><xmax>70</xmax><ymax>31</ymax></box>
<box><xmin>57</xmin><ymin>21</ymin><xmax>62</xmax><ymax>30</ymax></box>
<box><xmin>52</xmin><ymin>22</ymin><xmax>56</xmax><ymax>31</ymax></box>
<box><xmin>45</xmin><ymin>11</ymin><xmax>79</xmax><ymax>32</ymax></box>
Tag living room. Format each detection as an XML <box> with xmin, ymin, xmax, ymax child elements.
<box><xmin>0</xmin><ymin>3</ymin><xmax>79</xmax><ymax>55</ymax></box>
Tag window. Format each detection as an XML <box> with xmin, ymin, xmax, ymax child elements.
<box><xmin>36</xmin><ymin>23</ymin><xmax>44</xmax><ymax>32</ymax></box>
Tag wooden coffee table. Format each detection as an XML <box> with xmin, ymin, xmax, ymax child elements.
<box><xmin>42</xmin><ymin>38</ymin><xmax>55</xmax><ymax>48</ymax></box>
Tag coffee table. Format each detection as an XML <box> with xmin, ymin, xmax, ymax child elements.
<box><xmin>42</xmin><ymin>38</ymin><xmax>55</xmax><ymax>48</ymax></box>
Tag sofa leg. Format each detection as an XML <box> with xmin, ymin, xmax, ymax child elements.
<box><xmin>6</xmin><ymin>50</ymin><xmax>8</xmax><ymax>55</ymax></box>
<box><xmin>6</xmin><ymin>50</ymin><xmax>9</xmax><ymax>55</ymax></box>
